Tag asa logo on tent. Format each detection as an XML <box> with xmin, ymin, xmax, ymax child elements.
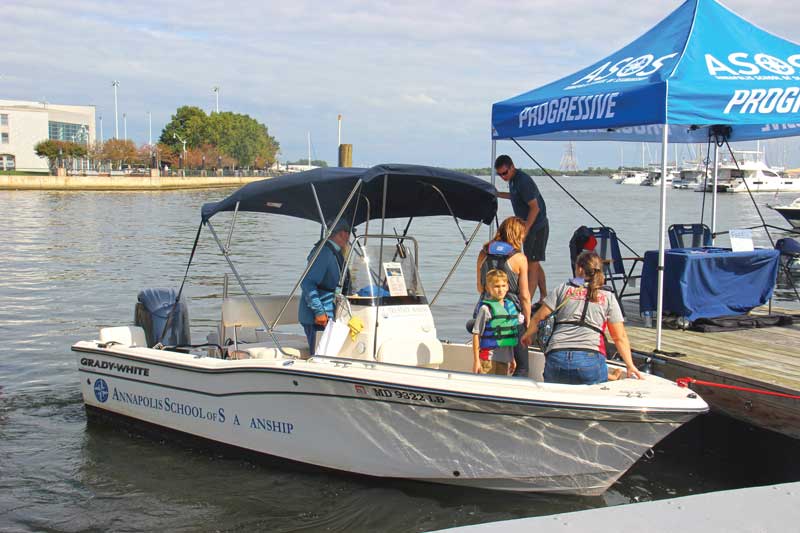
<box><xmin>565</xmin><ymin>52</ymin><xmax>679</xmax><ymax>90</ymax></box>
<box><xmin>705</xmin><ymin>52</ymin><xmax>800</xmax><ymax>79</ymax></box>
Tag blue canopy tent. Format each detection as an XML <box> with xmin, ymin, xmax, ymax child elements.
<box><xmin>491</xmin><ymin>0</ymin><xmax>800</xmax><ymax>349</ymax></box>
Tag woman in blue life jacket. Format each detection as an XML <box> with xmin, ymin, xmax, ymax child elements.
<box><xmin>521</xmin><ymin>251</ymin><xmax>642</xmax><ymax>385</ymax></box>
<box><xmin>476</xmin><ymin>216</ymin><xmax>531</xmax><ymax>376</ymax></box>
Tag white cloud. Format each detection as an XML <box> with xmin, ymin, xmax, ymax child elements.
<box><xmin>2</xmin><ymin>0</ymin><xmax>800</xmax><ymax>167</ymax></box>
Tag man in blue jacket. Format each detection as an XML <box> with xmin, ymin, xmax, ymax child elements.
<box><xmin>299</xmin><ymin>219</ymin><xmax>350</xmax><ymax>354</ymax></box>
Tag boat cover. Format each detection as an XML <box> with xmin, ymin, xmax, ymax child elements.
<box><xmin>201</xmin><ymin>164</ymin><xmax>497</xmax><ymax>225</ymax></box>
<box><xmin>492</xmin><ymin>0</ymin><xmax>800</xmax><ymax>143</ymax></box>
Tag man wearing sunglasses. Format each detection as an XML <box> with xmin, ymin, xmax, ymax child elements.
<box><xmin>494</xmin><ymin>154</ymin><xmax>548</xmax><ymax>304</ymax></box>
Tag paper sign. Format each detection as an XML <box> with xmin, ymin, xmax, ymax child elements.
<box><xmin>729</xmin><ymin>228</ymin><xmax>754</xmax><ymax>252</ymax></box>
<box><xmin>383</xmin><ymin>262</ymin><xmax>408</xmax><ymax>296</ymax></box>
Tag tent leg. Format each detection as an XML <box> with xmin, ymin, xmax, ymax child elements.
<box><xmin>656</xmin><ymin>125</ymin><xmax>669</xmax><ymax>351</ymax></box>
<box><xmin>711</xmin><ymin>143</ymin><xmax>719</xmax><ymax>244</ymax></box>
<box><xmin>491</xmin><ymin>139</ymin><xmax>497</xmax><ymax>236</ymax></box>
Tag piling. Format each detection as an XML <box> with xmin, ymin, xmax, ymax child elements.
<box><xmin>338</xmin><ymin>144</ymin><xmax>353</xmax><ymax>167</ymax></box>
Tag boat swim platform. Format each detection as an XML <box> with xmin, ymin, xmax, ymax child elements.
<box><xmin>432</xmin><ymin>481</ymin><xmax>800</xmax><ymax>532</ymax></box>
<box><xmin>620</xmin><ymin>299</ymin><xmax>800</xmax><ymax>439</ymax></box>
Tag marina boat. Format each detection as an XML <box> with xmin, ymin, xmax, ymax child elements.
<box><xmin>770</xmin><ymin>198</ymin><xmax>800</xmax><ymax>228</ymax></box>
<box><xmin>673</xmin><ymin>165</ymin><xmax>709</xmax><ymax>190</ymax></box>
<box><xmin>72</xmin><ymin>165</ymin><xmax>707</xmax><ymax>496</ymax></box>
<box><xmin>641</xmin><ymin>166</ymin><xmax>678</xmax><ymax>187</ymax></box>
<box><xmin>695</xmin><ymin>151</ymin><xmax>800</xmax><ymax>193</ymax></box>
<box><xmin>616</xmin><ymin>170</ymin><xmax>649</xmax><ymax>185</ymax></box>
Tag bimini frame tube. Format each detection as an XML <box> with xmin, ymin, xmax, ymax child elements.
<box><xmin>430</xmin><ymin>221</ymin><xmax>483</xmax><ymax>306</ymax></box>
<box><xmin>206</xmin><ymin>219</ymin><xmax>291</xmax><ymax>356</ymax></box>
<box><xmin>270</xmin><ymin>179</ymin><xmax>364</xmax><ymax>330</ymax></box>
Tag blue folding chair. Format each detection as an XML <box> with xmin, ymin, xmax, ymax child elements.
<box><xmin>668</xmin><ymin>223</ymin><xmax>712</xmax><ymax>249</ymax></box>
<box><xmin>588</xmin><ymin>227</ymin><xmax>642</xmax><ymax>313</ymax></box>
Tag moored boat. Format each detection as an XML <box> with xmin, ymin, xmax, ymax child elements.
<box><xmin>72</xmin><ymin>165</ymin><xmax>708</xmax><ymax>496</ymax></box>
<box><xmin>770</xmin><ymin>197</ymin><xmax>800</xmax><ymax>228</ymax></box>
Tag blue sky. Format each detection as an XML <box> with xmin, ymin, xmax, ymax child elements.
<box><xmin>3</xmin><ymin>0</ymin><xmax>800</xmax><ymax>169</ymax></box>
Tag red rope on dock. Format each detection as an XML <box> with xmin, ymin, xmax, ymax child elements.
<box><xmin>676</xmin><ymin>377</ymin><xmax>800</xmax><ymax>400</ymax></box>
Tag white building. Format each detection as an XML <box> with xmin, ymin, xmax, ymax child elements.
<box><xmin>0</xmin><ymin>99</ymin><xmax>96</xmax><ymax>172</ymax></box>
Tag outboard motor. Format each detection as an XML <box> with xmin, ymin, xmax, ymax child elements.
<box><xmin>135</xmin><ymin>288</ymin><xmax>191</xmax><ymax>347</ymax></box>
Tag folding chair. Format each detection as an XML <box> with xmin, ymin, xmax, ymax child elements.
<box><xmin>668</xmin><ymin>223</ymin><xmax>712</xmax><ymax>249</ymax></box>
<box><xmin>587</xmin><ymin>226</ymin><xmax>642</xmax><ymax>313</ymax></box>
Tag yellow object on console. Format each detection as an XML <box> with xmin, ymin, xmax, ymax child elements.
<box><xmin>347</xmin><ymin>316</ymin><xmax>364</xmax><ymax>341</ymax></box>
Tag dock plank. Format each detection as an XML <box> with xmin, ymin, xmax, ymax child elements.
<box><xmin>620</xmin><ymin>301</ymin><xmax>800</xmax><ymax>438</ymax></box>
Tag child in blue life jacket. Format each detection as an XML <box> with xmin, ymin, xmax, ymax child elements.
<box><xmin>472</xmin><ymin>269</ymin><xmax>522</xmax><ymax>375</ymax></box>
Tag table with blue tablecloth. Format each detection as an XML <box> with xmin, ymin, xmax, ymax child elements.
<box><xmin>639</xmin><ymin>247</ymin><xmax>780</xmax><ymax>321</ymax></box>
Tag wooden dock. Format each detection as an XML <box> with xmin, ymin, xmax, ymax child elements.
<box><xmin>621</xmin><ymin>300</ymin><xmax>800</xmax><ymax>439</ymax></box>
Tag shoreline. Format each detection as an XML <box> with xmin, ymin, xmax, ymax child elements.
<box><xmin>0</xmin><ymin>174</ymin><xmax>270</xmax><ymax>191</ymax></box>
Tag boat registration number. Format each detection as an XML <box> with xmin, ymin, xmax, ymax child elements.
<box><xmin>369</xmin><ymin>387</ymin><xmax>445</xmax><ymax>404</ymax></box>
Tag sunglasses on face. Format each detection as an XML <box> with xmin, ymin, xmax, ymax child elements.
<box><xmin>497</xmin><ymin>168</ymin><xmax>510</xmax><ymax>177</ymax></box>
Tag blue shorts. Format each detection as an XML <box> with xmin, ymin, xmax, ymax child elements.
<box><xmin>544</xmin><ymin>350</ymin><xmax>608</xmax><ymax>385</ymax></box>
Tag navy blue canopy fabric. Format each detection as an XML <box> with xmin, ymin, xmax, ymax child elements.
<box><xmin>200</xmin><ymin>164</ymin><xmax>498</xmax><ymax>225</ymax></box>
<box><xmin>639</xmin><ymin>248</ymin><xmax>780</xmax><ymax>320</ymax></box>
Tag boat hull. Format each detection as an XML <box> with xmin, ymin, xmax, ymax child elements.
<box><xmin>75</xmin><ymin>346</ymin><xmax>702</xmax><ymax>496</ymax></box>
<box><xmin>773</xmin><ymin>206</ymin><xmax>800</xmax><ymax>228</ymax></box>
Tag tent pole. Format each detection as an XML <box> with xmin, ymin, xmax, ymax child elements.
<box><xmin>711</xmin><ymin>143</ymin><xmax>719</xmax><ymax>244</ymax></box>
<box><xmin>656</xmin><ymin>125</ymin><xmax>669</xmax><ymax>351</ymax></box>
<box><xmin>491</xmin><ymin>139</ymin><xmax>497</xmax><ymax>236</ymax></box>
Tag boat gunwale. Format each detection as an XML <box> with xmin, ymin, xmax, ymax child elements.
<box><xmin>73</xmin><ymin>343</ymin><xmax>709</xmax><ymax>418</ymax></box>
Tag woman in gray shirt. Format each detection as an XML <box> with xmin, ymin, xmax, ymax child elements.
<box><xmin>521</xmin><ymin>251</ymin><xmax>642</xmax><ymax>384</ymax></box>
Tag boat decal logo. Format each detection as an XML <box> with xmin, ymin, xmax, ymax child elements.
<box><xmin>354</xmin><ymin>384</ymin><xmax>367</xmax><ymax>395</ymax></box>
<box><xmin>93</xmin><ymin>378</ymin><xmax>109</xmax><ymax>403</ymax></box>
<box><xmin>81</xmin><ymin>357</ymin><xmax>150</xmax><ymax>377</ymax></box>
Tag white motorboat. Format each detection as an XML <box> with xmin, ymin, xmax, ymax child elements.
<box><xmin>695</xmin><ymin>151</ymin><xmax>800</xmax><ymax>193</ymax></box>
<box><xmin>73</xmin><ymin>165</ymin><xmax>707</xmax><ymax>496</ymax></box>
<box><xmin>616</xmin><ymin>170</ymin><xmax>648</xmax><ymax>185</ymax></box>
<box><xmin>673</xmin><ymin>165</ymin><xmax>709</xmax><ymax>189</ymax></box>
<box><xmin>641</xmin><ymin>166</ymin><xmax>678</xmax><ymax>187</ymax></box>
<box><xmin>770</xmin><ymin>197</ymin><xmax>800</xmax><ymax>228</ymax></box>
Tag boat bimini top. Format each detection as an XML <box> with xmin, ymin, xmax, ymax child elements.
<box><xmin>194</xmin><ymin>164</ymin><xmax>498</xmax><ymax>358</ymax></box>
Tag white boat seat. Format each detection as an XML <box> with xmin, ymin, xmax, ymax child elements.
<box><xmin>230</xmin><ymin>342</ymin><xmax>309</xmax><ymax>360</ymax></box>
<box><xmin>222</xmin><ymin>295</ymin><xmax>301</xmax><ymax>328</ymax></box>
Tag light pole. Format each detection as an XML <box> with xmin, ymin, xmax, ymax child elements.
<box><xmin>99</xmin><ymin>116</ymin><xmax>104</xmax><ymax>143</ymax></box>
<box><xmin>148</xmin><ymin>111</ymin><xmax>152</xmax><ymax>146</ymax></box>
<box><xmin>112</xmin><ymin>80</ymin><xmax>120</xmax><ymax>139</ymax></box>
<box><xmin>173</xmin><ymin>132</ymin><xmax>187</xmax><ymax>171</ymax></box>
<box><xmin>213</xmin><ymin>86</ymin><xmax>219</xmax><ymax>113</ymax></box>
<box><xmin>123</xmin><ymin>113</ymin><xmax>127</xmax><ymax>141</ymax></box>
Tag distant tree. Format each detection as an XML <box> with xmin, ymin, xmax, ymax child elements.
<box><xmin>160</xmin><ymin>106</ymin><xmax>208</xmax><ymax>151</ymax></box>
<box><xmin>34</xmin><ymin>140</ymin><xmax>88</xmax><ymax>169</ymax></box>
<box><xmin>92</xmin><ymin>139</ymin><xmax>138</xmax><ymax>169</ymax></box>
<box><xmin>159</xmin><ymin>107</ymin><xmax>280</xmax><ymax>169</ymax></box>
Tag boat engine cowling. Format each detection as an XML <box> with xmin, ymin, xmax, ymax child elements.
<box><xmin>135</xmin><ymin>288</ymin><xmax>191</xmax><ymax>347</ymax></box>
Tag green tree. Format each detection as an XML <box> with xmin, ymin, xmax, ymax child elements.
<box><xmin>34</xmin><ymin>140</ymin><xmax>88</xmax><ymax>170</ymax></box>
<box><xmin>159</xmin><ymin>106</ymin><xmax>208</xmax><ymax>151</ymax></box>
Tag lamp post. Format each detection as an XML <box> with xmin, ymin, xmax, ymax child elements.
<box><xmin>148</xmin><ymin>111</ymin><xmax>152</xmax><ymax>146</ymax></box>
<box><xmin>213</xmin><ymin>86</ymin><xmax>219</xmax><ymax>113</ymax></box>
<box><xmin>173</xmin><ymin>132</ymin><xmax>187</xmax><ymax>172</ymax></box>
<box><xmin>112</xmin><ymin>80</ymin><xmax>120</xmax><ymax>139</ymax></box>
<box><xmin>123</xmin><ymin>113</ymin><xmax>127</xmax><ymax>141</ymax></box>
<box><xmin>99</xmin><ymin>116</ymin><xmax>104</xmax><ymax>143</ymax></box>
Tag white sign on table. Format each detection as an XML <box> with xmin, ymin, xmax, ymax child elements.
<box><xmin>729</xmin><ymin>228</ymin><xmax>754</xmax><ymax>252</ymax></box>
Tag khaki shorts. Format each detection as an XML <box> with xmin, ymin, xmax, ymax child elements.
<box><xmin>480</xmin><ymin>360</ymin><xmax>510</xmax><ymax>376</ymax></box>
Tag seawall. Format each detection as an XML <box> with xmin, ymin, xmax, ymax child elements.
<box><xmin>0</xmin><ymin>174</ymin><xmax>269</xmax><ymax>191</ymax></box>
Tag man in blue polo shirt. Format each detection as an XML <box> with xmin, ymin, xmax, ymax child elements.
<box><xmin>495</xmin><ymin>154</ymin><xmax>548</xmax><ymax>303</ymax></box>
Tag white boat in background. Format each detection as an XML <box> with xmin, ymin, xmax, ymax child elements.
<box><xmin>72</xmin><ymin>165</ymin><xmax>707</xmax><ymax>496</ymax></box>
<box><xmin>770</xmin><ymin>197</ymin><xmax>800</xmax><ymax>228</ymax></box>
<box><xmin>617</xmin><ymin>170</ymin><xmax>649</xmax><ymax>185</ymax></box>
<box><xmin>642</xmin><ymin>166</ymin><xmax>678</xmax><ymax>187</ymax></box>
<box><xmin>673</xmin><ymin>164</ymin><xmax>709</xmax><ymax>189</ymax></box>
<box><xmin>695</xmin><ymin>151</ymin><xmax>800</xmax><ymax>193</ymax></box>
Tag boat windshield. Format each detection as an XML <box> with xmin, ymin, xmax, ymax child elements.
<box><xmin>343</xmin><ymin>236</ymin><xmax>426</xmax><ymax>305</ymax></box>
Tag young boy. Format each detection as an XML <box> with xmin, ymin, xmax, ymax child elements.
<box><xmin>472</xmin><ymin>269</ymin><xmax>520</xmax><ymax>375</ymax></box>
